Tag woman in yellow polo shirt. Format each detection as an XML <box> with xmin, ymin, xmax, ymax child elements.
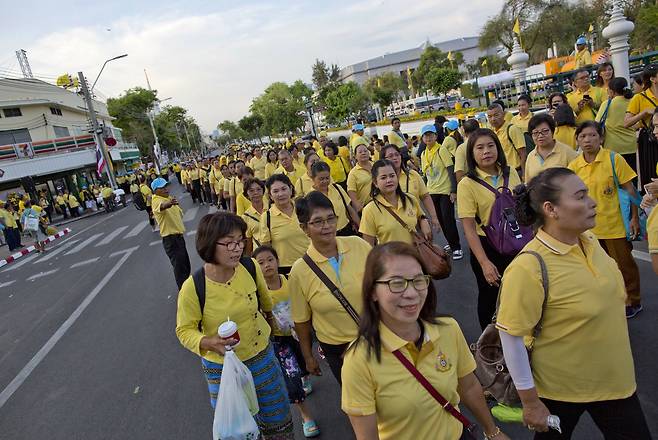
<box><xmin>175</xmin><ymin>213</ymin><xmax>294</xmax><ymax>439</ymax></box>
<box><xmin>553</xmin><ymin>104</ymin><xmax>578</xmax><ymax>150</ymax></box>
<box><xmin>457</xmin><ymin>128</ymin><xmax>522</xmax><ymax>329</ymax></box>
<box><xmin>496</xmin><ymin>168</ymin><xmax>651</xmax><ymax>438</ymax></box>
<box><xmin>242</xmin><ymin>178</ymin><xmax>267</xmax><ymax>256</ymax></box>
<box><xmin>511</xmin><ymin>94</ymin><xmax>533</xmax><ymax>133</ymax></box>
<box><xmin>323</xmin><ymin>141</ymin><xmax>350</xmax><ymax>189</ymax></box>
<box><xmin>289</xmin><ymin>192</ymin><xmax>372</xmax><ymax>383</ymax></box>
<box><xmin>381</xmin><ymin>144</ymin><xmax>440</xmax><ymax>230</ymax></box>
<box><xmin>524</xmin><ymin>113</ymin><xmax>578</xmax><ymax>181</ymax></box>
<box><xmin>259</xmin><ymin>174</ymin><xmax>309</xmax><ymax>275</ymax></box>
<box><xmin>596</xmin><ymin>77</ymin><xmax>637</xmax><ymax>170</ymax></box>
<box><xmin>310</xmin><ymin>161</ymin><xmax>360</xmax><ymax>236</ymax></box>
<box><xmin>568</xmin><ymin>121</ymin><xmax>643</xmax><ymax>318</ymax></box>
<box><xmin>265</xmin><ymin>150</ymin><xmax>279</xmax><ymax>179</ymax></box>
<box><xmin>295</xmin><ymin>151</ymin><xmax>321</xmax><ymax>198</ymax></box>
<box><xmin>346</xmin><ymin>143</ymin><xmax>372</xmax><ymax>212</ymax></box>
<box><xmin>342</xmin><ymin>242</ymin><xmax>508</xmax><ymax>440</ymax></box>
<box><xmin>360</xmin><ymin>160</ymin><xmax>430</xmax><ymax>246</ymax></box>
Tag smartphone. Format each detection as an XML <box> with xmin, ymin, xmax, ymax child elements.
<box><xmin>583</xmin><ymin>94</ymin><xmax>591</xmax><ymax>100</ymax></box>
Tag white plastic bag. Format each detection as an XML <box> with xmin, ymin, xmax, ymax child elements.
<box><xmin>213</xmin><ymin>350</ymin><xmax>260</xmax><ymax>440</ymax></box>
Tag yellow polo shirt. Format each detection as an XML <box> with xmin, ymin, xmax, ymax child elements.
<box><xmin>350</xmin><ymin>134</ymin><xmax>369</xmax><ymax>152</ymax></box>
<box><xmin>243</xmin><ymin>206</ymin><xmax>264</xmax><ymax>249</ymax></box>
<box><xmin>56</xmin><ymin>195</ymin><xmax>66</xmax><ymax>206</ymax></box>
<box><xmin>176</xmin><ymin>260</ymin><xmax>273</xmax><ymax>364</ymax></box>
<box><xmin>324</xmin><ymin>184</ymin><xmax>351</xmax><ymax>230</ymax></box>
<box><xmin>648</xmin><ymin>207</ymin><xmax>658</xmax><ymax>254</ymax></box>
<box><xmin>567</xmin><ymin>86</ymin><xmax>604</xmax><ymax>125</ymax></box>
<box><xmin>130</xmin><ymin>183</ymin><xmax>139</xmax><ymax>194</ymax></box>
<box><xmin>360</xmin><ymin>194</ymin><xmax>422</xmax><ymax>244</ymax></box>
<box><xmin>139</xmin><ymin>184</ymin><xmax>152</xmax><ymax>207</ymax></box>
<box><xmin>441</xmin><ymin>136</ymin><xmax>458</xmax><ymax>157</ymax></box>
<box><xmin>188</xmin><ymin>168</ymin><xmax>200</xmax><ymax>181</ymax></box>
<box><xmin>497</xmin><ymin>229</ymin><xmax>636</xmax><ymax>402</ymax></box>
<box><xmin>270</xmin><ymin>275</ymin><xmax>292</xmax><ymax>337</ymax></box>
<box><xmin>554</xmin><ymin>125</ymin><xmax>577</xmax><ymax>150</ymax></box>
<box><xmin>346</xmin><ymin>163</ymin><xmax>372</xmax><ymax>207</ymax></box>
<box><xmin>294</xmin><ymin>154</ymin><xmax>305</xmax><ymax>170</ymax></box>
<box><xmin>342</xmin><ymin>318</ymin><xmax>476</xmax><ymax>440</ymax></box>
<box><xmin>265</xmin><ymin>162</ymin><xmax>278</xmax><ymax>179</ymax></box>
<box><xmin>223</xmin><ymin>177</ymin><xmax>233</xmax><ymax>196</ymax></box>
<box><xmin>338</xmin><ymin>146</ymin><xmax>351</xmax><ymax>160</ymax></box>
<box><xmin>387</xmin><ymin>130</ymin><xmax>406</xmax><ymax>148</ymax></box>
<box><xmin>67</xmin><ymin>194</ymin><xmax>80</xmax><ymax>208</ymax></box>
<box><xmin>0</xmin><ymin>208</ymin><xmax>17</xmax><ymax>228</ymax></box>
<box><xmin>511</xmin><ymin>111</ymin><xmax>533</xmax><ymax>132</ymax></box>
<box><xmin>325</xmin><ymin>156</ymin><xmax>350</xmax><ymax>184</ymax></box>
<box><xmin>398</xmin><ymin>169</ymin><xmax>428</xmax><ymax>201</ymax></box>
<box><xmin>568</xmin><ymin>147</ymin><xmax>636</xmax><ymax>239</ymax></box>
<box><xmin>289</xmin><ymin>236</ymin><xmax>371</xmax><ymax>344</ymax></box>
<box><xmin>274</xmin><ymin>164</ymin><xmax>305</xmax><ymax>184</ymax></box>
<box><xmin>421</xmin><ymin>142</ymin><xmax>454</xmax><ymax>195</ymax></box>
<box><xmin>596</xmin><ymin>96</ymin><xmax>636</xmax><ymax>154</ymax></box>
<box><xmin>152</xmin><ymin>194</ymin><xmax>185</xmax><ymax>237</ymax></box>
<box><xmin>229</xmin><ymin>178</ymin><xmax>243</xmax><ymax>199</ymax></box>
<box><xmin>209</xmin><ymin>167</ymin><xmax>224</xmax><ymax>194</ymax></box>
<box><xmin>626</xmin><ymin>88</ymin><xmax>658</xmax><ymax>128</ymax></box>
<box><xmin>457</xmin><ymin>167</ymin><xmax>522</xmax><ymax>236</ymax></box>
<box><xmin>236</xmin><ymin>193</ymin><xmax>252</xmax><ymax>216</ymax></box>
<box><xmin>249</xmin><ymin>155</ymin><xmax>267</xmax><ymax>180</ymax></box>
<box><xmin>574</xmin><ymin>49</ymin><xmax>592</xmax><ymax>68</ymax></box>
<box><xmin>493</xmin><ymin>121</ymin><xmax>526</xmax><ymax>169</ymax></box>
<box><xmin>295</xmin><ymin>173</ymin><xmax>314</xmax><ymax>197</ymax></box>
<box><xmin>524</xmin><ymin>141</ymin><xmax>579</xmax><ymax>181</ymax></box>
<box><xmin>180</xmin><ymin>169</ymin><xmax>190</xmax><ymax>185</ymax></box>
<box><xmin>454</xmin><ymin>142</ymin><xmax>469</xmax><ymax>179</ymax></box>
<box><xmin>258</xmin><ymin>204</ymin><xmax>310</xmax><ymax>267</ymax></box>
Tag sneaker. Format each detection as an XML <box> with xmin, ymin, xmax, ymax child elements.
<box><xmin>625</xmin><ymin>304</ymin><xmax>643</xmax><ymax>319</ymax></box>
<box><xmin>443</xmin><ymin>244</ymin><xmax>451</xmax><ymax>252</ymax></box>
<box><xmin>452</xmin><ymin>249</ymin><xmax>463</xmax><ymax>260</ymax></box>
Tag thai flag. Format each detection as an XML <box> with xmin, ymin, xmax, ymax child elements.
<box><xmin>96</xmin><ymin>142</ymin><xmax>106</xmax><ymax>176</ymax></box>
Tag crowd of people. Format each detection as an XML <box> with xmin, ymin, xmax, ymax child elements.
<box><xmin>167</xmin><ymin>63</ymin><xmax>658</xmax><ymax>440</ymax></box>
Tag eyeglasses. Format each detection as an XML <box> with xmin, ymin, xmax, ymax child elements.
<box><xmin>375</xmin><ymin>275</ymin><xmax>431</xmax><ymax>293</ymax></box>
<box><xmin>307</xmin><ymin>215</ymin><xmax>338</xmax><ymax>228</ymax></box>
<box><xmin>216</xmin><ymin>239</ymin><xmax>248</xmax><ymax>251</ymax></box>
<box><xmin>531</xmin><ymin>128</ymin><xmax>552</xmax><ymax>137</ymax></box>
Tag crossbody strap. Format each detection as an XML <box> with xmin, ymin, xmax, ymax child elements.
<box><xmin>392</xmin><ymin>350</ymin><xmax>477</xmax><ymax>434</ymax></box>
<box><xmin>639</xmin><ymin>93</ymin><xmax>658</xmax><ymax>128</ymax></box>
<box><xmin>302</xmin><ymin>253</ymin><xmax>359</xmax><ymax>324</ymax></box>
<box><xmin>382</xmin><ymin>202</ymin><xmax>416</xmax><ymax>234</ymax></box>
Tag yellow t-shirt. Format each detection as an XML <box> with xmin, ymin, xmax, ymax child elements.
<box><xmin>511</xmin><ymin>111</ymin><xmax>533</xmax><ymax>133</ymax></box>
<box><xmin>496</xmin><ymin>229</ymin><xmax>636</xmax><ymax>402</ymax></box>
<box><xmin>243</xmin><ymin>206</ymin><xmax>264</xmax><ymax>249</ymax></box>
<box><xmin>493</xmin><ymin>121</ymin><xmax>526</xmax><ymax>169</ymax></box>
<box><xmin>209</xmin><ymin>167</ymin><xmax>223</xmax><ymax>194</ymax></box>
<box><xmin>258</xmin><ymin>204</ymin><xmax>310</xmax><ymax>268</ymax></box>
<box><xmin>140</xmin><ymin>184</ymin><xmax>153</xmax><ymax>207</ymax></box>
<box><xmin>223</xmin><ymin>177</ymin><xmax>233</xmax><ymax>196</ymax></box>
<box><xmin>175</xmin><ymin>260</ymin><xmax>273</xmax><ymax>364</ymax></box>
<box><xmin>294</xmin><ymin>173</ymin><xmax>314</xmax><ymax>198</ymax></box>
<box><xmin>421</xmin><ymin>143</ymin><xmax>454</xmax><ymax>195</ymax></box>
<box><xmin>441</xmin><ymin>136</ymin><xmax>458</xmax><ymax>157</ymax></box>
<box><xmin>188</xmin><ymin>168</ymin><xmax>200</xmax><ymax>181</ymax></box>
<box><xmin>574</xmin><ymin>49</ymin><xmax>592</xmax><ymax>68</ymax></box>
<box><xmin>346</xmin><ymin>163</ymin><xmax>372</xmax><ymax>207</ymax></box>
<box><xmin>648</xmin><ymin>206</ymin><xmax>658</xmax><ymax>254</ymax></box>
<box><xmin>289</xmin><ymin>236</ymin><xmax>371</xmax><ymax>344</ymax></box>
<box><xmin>129</xmin><ymin>183</ymin><xmax>139</xmax><ymax>194</ymax></box>
<box><xmin>626</xmin><ymin>88</ymin><xmax>658</xmax><ymax>128</ymax></box>
<box><xmin>274</xmin><ymin>164</ymin><xmax>305</xmax><ymax>184</ymax></box>
<box><xmin>249</xmin><ymin>155</ymin><xmax>268</xmax><ymax>180</ymax></box>
<box><xmin>269</xmin><ymin>275</ymin><xmax>292</xmax><ymax>337</ymax></box>
<box><xmin>152</xmin><ymin>195</ymin><xmax>185</xmax><ymax>237</ymax></box>
<box><xmin>265</xmin><ymin>162</ymin><xmax>278</xmax><ymax>179</ymax></box>
<box><xmin>67</xmin><ymin>194</ymin><xmax>80</xmax><ymax>208</ymax></box>
<box><xmin>359</xmin><ymin>194</ymin><xmax>422</xmax><ymax>244</ymax></box>
<box><xmin>387</xmin><ymin>130</ymin><xmax>406</xmax><ymax>149</ymax></box>
<box><xmin>454</xmin><ymin>142</ymin><xmax>468</xmax><ymax>174</ymax></box>
<box><xmin>568</xmin><ymin>147</ymin><xmax>636</xmax><ymax>239</ymax></box>
<box><xmin>398</xmin><ymin>169</ymin><xmax>428</xmax><ymax>201</ymax></box>
<box><xmin>457</xmin><ymin>167</ymin><xmax>522</xmax><ymax>236</ymax></box>
<box><xmin>595</xmin><ymin>96</ymin><xmax>636</xmax><ymax>154</ymax></box>
<box><xmin>524</xmin><ymin>141</ymin><xmax>579</xmax><ymax>181</ymax></box>
<box><xmin>0</xmin><ymin>208</ymin><xmax>17</xmax><ymax>228</ymax></box>
<box><xmin>55</xmin><ymin>195</ymin><xmax>66</xmax><ymax>206</ymax></box>
<box><xmin>236</xmin><ymin>193</ymin><xmax>251</xmax><ymax>216</ymax></box>
<box><xmin>342</xmin><ymin>318</ymin><xmax>476</xmax><ymax>440</ymax></box>
<box><xmin>567</xmin><ymin>86</ymin><xmax>604</xmax><ymax>125</ymax></box>
<box><xmin>553</xmin><ymin>125</ymin><xmax>578</xmax><ymax>150</ymax></box>
<box><xmin>338</xmin><ymin>146</ymin><xmax>350</xmax><ymax>160</ymax></box>
<box><xmin>323</xmin><ymin>184</ymin><xmax>352</xmax><ymax>230</ymax></box>
<box><xmin>325</xmin><ymin>156</ymin><xmax>350</xmax><ymax>184</ymax></box>
<box><xmin>101</xmin><ymin>187</ymin><xmax>113</xmax><ymax>199</ymax></box>
<box><xmin>350</xmin><ymin>134</ymin><xmax>369</xmax><ymax>153</ymax></box>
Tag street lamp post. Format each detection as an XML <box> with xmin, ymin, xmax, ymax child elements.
<box><xmin>303</xmin><ymin>97</ymin><xmax>317</xmax><ymax>136</ymax></box>
<box><xmin>91</xmin><ymin>54</ymin><xmax>128</xmax><ymax>92</ymax></box>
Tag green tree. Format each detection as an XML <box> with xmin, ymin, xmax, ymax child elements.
<box><xmin>250</xmin><ymin>81</ymin><xmax>311</xmax><ymax>135</ymax></box>
<box><xmin>238</xmin><ymin>114</ymin><xmax>265</xmax><ymax>144</ymax></box>
<box><xmin>425</xmin><ymin>68</ymin><xmax>462</xmax><ymax>99</ymax></box>
<box><xmin>107</xmin><ymin>87</ymin><xmax>158</xmax><ymax>156</ymax></box>
<box><xmin>324</xmin><ymin>82</ymin><xmax>370</xmax><ymax>124</ymax></box>
<box><xmin>311</xmin><ymin>59</ymin><xmax>330</xmax><ymax>90</ymax></box>
<box><xmin>412</xmin><ymin>46</ymin><xmax>464</xmax><ymax>93</ymax></box>
<box><xmin>466</xmin><ymin>56</ymin><xmax>508</xmax><ymax>77</ymax></box>
<box><xmin>154</xmin><ymin>106</ymin><xmax>201</xmax><ymax>153</ymax></box>
<box><xmin>217</xmin><ymin>120</ymin><xmax>244</xmax><ymax>141</ymax></box>
<box><xmin>363</xmin><ymin>72</ymin><xmax>404</xmax><ymax>108</ymax></box>
<box><xmin>632</xmin><ymin>2</ymin><xmax>658</xmax><ymax>52</ymax></box>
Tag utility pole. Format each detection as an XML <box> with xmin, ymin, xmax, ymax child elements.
<box><xmin>181</xmin><ymin>122</ymin><xmax>194</xmax><ymax>151</ymax></box>
<box><xmin>147</xmin><ymin>111</ymin><xmax>161</xmax><ymax>173</ymax></box>
<box><xmin>78</xmin><ymin>72</ymin><xmax>116</xmax><ymax>188</ymax></box>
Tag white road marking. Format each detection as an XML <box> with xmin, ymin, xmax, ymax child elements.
<box><xmin>64</xmin><ymin>233</ymin><xmax>103</xmax><ymax>255</ymax></box>
<box><xmin>186</xmin><ymin>230</ymin><xmax>196</xmax><ymax>236</ymax></box>
<box><xmin>149</xmin><ymin>240</ymin><xmax>160</xmax><ymax>246</ymax></box>
<box><xmin>70</xmin><ymin>257</ymin><xmax>100</xmax><ymax>268</ymax></box>
<box><xmin>124</xmin><ymin>220</ymin><xmax>148</xmax><ymax>238</ymax></box>
<box><xmin>183</xmin><ymin>206</ymin><xmax>199</xmax><ymax>223</ymax></box>
<box><xmin>27</xmin><ymin>269</ymin><xmax>59</xmax><ymax>281</ymax></box>
<box><xmin>95</xmin><ymin>226</ymin><xmax>128</xmax><ymax>246</ymax></box>
<box><xmin>208</xmin><ymin>205</ymin><xmax>218</xmax><ymax>214</ymax></box>
<box><xmin>0</xmin><ymin>280</ymin><xmax>16</xmax><ymax>288</ymax></box>
<box><xmin>37</xmin><ymin>239</ymin><xmax>80</xmax><ymax>262</ymax></box>
<box><xmin>2</xmin><ymin>253</ymin><xmax>41</xmax><ymax>272</ymax></box>
<box><xmin>110</xmin><ymin>246</ymin><xmax>140</xmax><ymax>258</ymax></box>
<box><xmin>632</xmin><ymin>250</ymin><xmax>651</xmax><ymax>262</ymax></box>
<box><xmin>0</xmin><ymin>246</ymin><xmax>137</xmax><ymax>409</ymax></box>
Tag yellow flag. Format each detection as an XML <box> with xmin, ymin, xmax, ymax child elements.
<box><xmin>588</xmin><ymin>23</ymin><xmax>594</xmax><ymax>33</ymax></box>
<box><xmin>481</xmin><ymin>58</ymin><xmax>488</xmax><ymax>67</ymax></box>
<box><xmin>377</xmin><ymin>78</ymin><xmax>382</xmax><ymax>88</ymax></box>
<box><xmin>513</xmin><ymin>18</ymin><xmax>520</xmax><ymax>35</ymax></box>
<box><xmin>406</xmin><ymin>67</ymin><xmax>413</xmax><ymax>91</ymax></box>
<box><xmin>447</xmin><ymin>51</ymin><xmax>454</xmax><ymax>61</ymax></box>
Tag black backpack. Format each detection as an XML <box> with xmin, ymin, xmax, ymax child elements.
<box><xmin>133</xmin><ymin>191</ymin><xmax>147</xmax><ymax>211</ymax></box>
<box><xmin>191</xmin><ymin>257</ymin><xmax>259</xmax><ymax>331</ymax></box>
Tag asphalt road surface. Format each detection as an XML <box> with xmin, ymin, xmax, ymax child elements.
<box><xmin>0</xmin><ymin>181</ymin><xmax>656</xmax><ymax>440</ymax></box>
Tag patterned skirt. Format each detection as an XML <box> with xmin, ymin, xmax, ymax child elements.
<box><xmin>202</xmin><ymin>344</ymin><xmax>294</xmax><ymax>439</ymax></box>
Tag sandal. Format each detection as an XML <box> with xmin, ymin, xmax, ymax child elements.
<box><xmin>303</xmin><ymin>420</ymin><xmax>320</xmax><ymax>438</ymax></box>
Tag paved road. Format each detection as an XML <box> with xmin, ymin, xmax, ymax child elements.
<box><xmin>0</xmin><ymin>181</ymin><xmax>656</xmax><ymax>440</ymax></box>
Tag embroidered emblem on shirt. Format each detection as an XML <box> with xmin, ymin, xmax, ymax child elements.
<box><xmin>436</xmin><ymin>351</ymin><xmax>451</xmax><ymax>372</ymax></box>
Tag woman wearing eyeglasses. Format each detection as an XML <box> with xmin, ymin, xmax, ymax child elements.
<box><xmin>342</xmin><ymin>242</ymin><xmax>508</xmax><ymax>440</ymax></box>
<box><xmin>524</xmin><ymin>113</ymin><xmax>578</xmax><ymax>181</ymax></box>
<box><xmin>311</xmin><ymin>161</ymin><xmax>360</xmax><ymax>236</ymax></box>
<box><xmin>289</xmin><ymin>191</ymin><xmax>372</xmax><ymax>383</ymax></box>
<box><xmin>175</xmin><ymin>212</ymin><xmax>294</xmax><ymax>439</ymax></box>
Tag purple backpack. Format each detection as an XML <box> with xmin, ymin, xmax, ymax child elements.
<box><xmin>472</xmin><ymin>173</ymin><xmax>534</xmax><ymax>256</ymax></box>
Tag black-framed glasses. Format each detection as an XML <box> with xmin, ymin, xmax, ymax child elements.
<box><xmin>375</xmin><ymin>275</ymin><xmax>431</xmax><ymax>293</ymax></box>
<box><xmin>216</xmin><ymin>239</ymin><xmax>248</xmax><ymax>251</ymax></box>
<box><xmin>307</xmin><ymin>215</ymin><xmax>338</xmax><ymax>228</ymax></box>
<box><xmin>531</xmin><ymin>128</ymin><xmax>551</xmax><ymax>137</ymax></box>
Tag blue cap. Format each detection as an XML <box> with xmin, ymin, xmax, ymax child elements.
<box><xmin>420</xmin><ymin>124</ymin><xmax>437</xmax><ymax>136</ymax></box>
<box><xmin>576</xmin><ymin>36</ymin><xmax>587</xmax><ymax>45</ymax></box>
<box><xmin>151</xmin><ymin>177</ymin><xmax>169</xmax><ymax>192</ymax></box>
<box><xmin>443</xmin><ymin>119</ymin><xmax>459</xmax><ymax>131</ymax></box>
<box><xmin>353</xmin><ymin>123</ymin><xmax>365</xmax><ymax>131</ymax></box>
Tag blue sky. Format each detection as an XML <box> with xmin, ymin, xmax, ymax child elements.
<box><xmin>1</xmin><ymin>0</ymin><xmax>504</xmax><ymax>131</ymax></box>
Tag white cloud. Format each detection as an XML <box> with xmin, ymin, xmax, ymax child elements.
<box><xmin>23</xmin><ymin>0</ymin><xmax>503</xmax><ymax>132</ymax></box>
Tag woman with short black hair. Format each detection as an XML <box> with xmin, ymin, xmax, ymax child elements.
<box><xmin>553</xmin><ymin>103</ymin><xmax>578</xmax><ymax>150</ymax></box>
<box><xmin>310</xmin><ymin>161</ymin><xmax>360</xmax><ymax>236</ymax></box>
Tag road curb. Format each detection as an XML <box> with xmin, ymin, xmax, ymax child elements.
<box><xmin>0</xmin><ymin>228</ymin><xmax>71</xmax><ymax>268</ymax></box>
